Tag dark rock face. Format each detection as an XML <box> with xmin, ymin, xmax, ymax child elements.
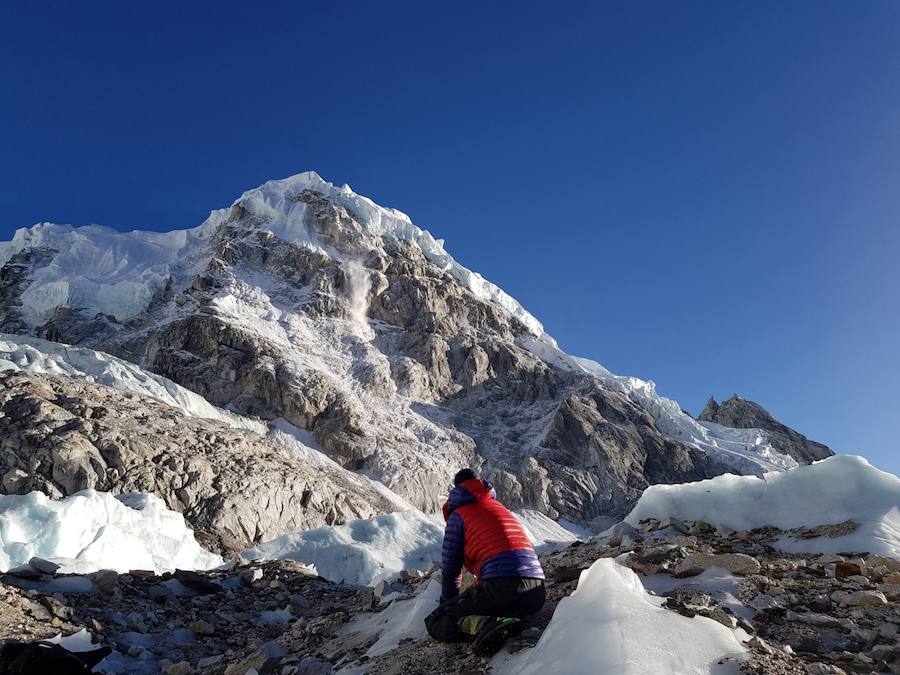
<box><xmin>698</xmin><ymin>395</ymin><xmax>834</xmax><ymax>464</ymax></box>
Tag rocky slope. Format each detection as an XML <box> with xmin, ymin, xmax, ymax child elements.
<box><xmin>699</xmin><ymin>395</ymin><xmax>833</xmax><ymax>464</ymax></box>
<box><xmin>0</xmin><ymin>370</ymin><xmax>403</xmax><ymax>554</ymax></box>
<box><xmin>0</xmin><ymin>172</ymin><xmax>825</xmax><ymax>522</ymax></box>
<box><xmin>2</xmin><ymin>517</ymin><xmax>896</xmax><ymax>674</ymax></box>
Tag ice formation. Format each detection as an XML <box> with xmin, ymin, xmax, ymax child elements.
<box><xmin>625</xmin><ymin>455</ymin><xmax>900</xmax><ymax>556</ymax></box>
<box><xmin>497</xmin><ymin>558</ymin><xmax>746</xmax><ymax>674</ymax></box>
<box><xmin>0</xmin><ymin>490</ymin><xmax>222</xmax><ymax>574</ymax></box>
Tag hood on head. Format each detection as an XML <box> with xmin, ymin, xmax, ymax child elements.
<box><xmin>443</xmin><ymin>479</ymin><xmax>495</xmax><ymax>520</ymax></box>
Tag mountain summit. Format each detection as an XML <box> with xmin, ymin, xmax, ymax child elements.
<box><xmin>698</xmin><ymin>394</ymin><xmax>833</xmax><ymax>464</ymax></box>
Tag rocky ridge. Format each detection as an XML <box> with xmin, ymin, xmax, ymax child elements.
<box><xmin>699</xmin><ymin>395</ymin><xmax>833</xmax><ymax>465</ymax></box>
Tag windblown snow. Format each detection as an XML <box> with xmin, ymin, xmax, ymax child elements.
<box><xmin>497</xmin><ymin>558</ymin><xmax>746</xmax><ymax>674</ymax></box>
<box><xmin>625</xmin><ymin>455</ymin><xmax>900</xmax><ymax>557</ymax></box>
<box><xmin>0</xmin><ymin>490</ymin><xmax>222</xmax><ymax>574</ymax></box>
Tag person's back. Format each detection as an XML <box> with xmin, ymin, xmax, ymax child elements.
<box><xmin>427</xmin><ymin>469</ymin><xmax>546</xmax><ymax>657</ymax></box>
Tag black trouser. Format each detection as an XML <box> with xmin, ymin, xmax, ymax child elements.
<box><xmin>425</xmin><ymin>577</ymin><xmax>546</xmax><ymax>643</ymax></box>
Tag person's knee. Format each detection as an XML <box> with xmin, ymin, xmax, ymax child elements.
<box><xmin>425</xmin><ymin>610</ymin><xmax>464</xmax><ymax>643</ymax></box>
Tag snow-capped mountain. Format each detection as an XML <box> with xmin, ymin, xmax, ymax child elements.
<box><xmin>0</xmin><ymin>172</ymin><xmax>831</xmax><ymax>521</ymax></box>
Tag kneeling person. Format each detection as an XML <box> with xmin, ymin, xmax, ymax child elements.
<box><xmin>425</xmin><ymin>469</ymin><xmax>545</xmax><ymax>657</ymax></box>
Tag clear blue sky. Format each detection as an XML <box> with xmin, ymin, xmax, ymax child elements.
<box><xmin>2</xmin><ymin>1</ymin><xmax>898</xmax><ymax>474</ymax></box>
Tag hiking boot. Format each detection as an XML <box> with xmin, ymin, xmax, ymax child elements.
<box><xmin>471</xmin><ymin>617</ymin><xmax>523</xmax><ymax>657</ymax></box>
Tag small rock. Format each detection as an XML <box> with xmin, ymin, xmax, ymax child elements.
<box><xmin>673</xmin><ymin>553</ymin><xmax>760</xmax><ymax>577</ymax></box>
<box><xmin>161</xmin><ymin>662</ymin><xmax>192</xmax><ymax>675</ymax></box>
<box><xmin>699</xmin><ymin>607</ymin><xmax>737</xmax><ymax>629</ymax></box>
<box><xmin>5</xmin><ymin>563</ymin><xmax>41</xmax><ymax>580</ymax></box>
<box><xmin>28</xmin><ymin>557</ymin><xmax>60</xmax><ymax>575</ymax></box>
<box><xmin>190</xmin><ymin>619</ymin><xmax>215</xmax><ymax>636</ymax></box>
<box><xmin>746</xmin><ymin>636</ymin><xmax>774</xmax><ymax>655</ymax></box>
<box><xmin>91</xmin><ymin>569</ymin><xmax>119</xmax><ymax>594</ymax></box>
<box><xmin>241</xmin><ymin>568</ymin><xmax>264</xmax><ymax>584</ymax></box>
<box><xmin>835</xmin><ymin>561</ymin><xmax>862</xmax><ymax>579</ymax></box>
<box><xmin>296</xmin><ymin>657</ymin><xmax>333</xmax><ymax>675</ymax></box>
<box><xmin>786</xmin><ymin>610</ymin><xmax>840</xmax><ymax>628</ymax></box>
<box><xmin>198</xmin><ymin>654</ymin><xmax>224</xmax><ymax>668</ymax></box>
<box><xmin>832</xmin><ymin>590</ymin><xmax>888</xmax><ymax>607</ymax></box>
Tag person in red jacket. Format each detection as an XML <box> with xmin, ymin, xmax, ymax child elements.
<box><xmin>425</xmin><ymin>468</ymin><xmax>545</xmax><ymax>657</ymax></box>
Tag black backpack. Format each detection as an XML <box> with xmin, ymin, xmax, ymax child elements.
<box><xmin>0</xmin><ymin>640</ymin><xmax>112</xmax><ymax>674</ymax></box>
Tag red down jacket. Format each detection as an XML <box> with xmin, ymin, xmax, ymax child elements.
<box><xmin>440</xmin><ymin>478</ymin><xmax>544</xmax><ymax>601</ymax></box>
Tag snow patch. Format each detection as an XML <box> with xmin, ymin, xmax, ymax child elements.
<box><xmin>0</xmin><ymin>490</ymin><xmax>222</xmax><ymax>574</ymax></box>
<box><xmin>625</xmin><ymin>455</ymin><xmax>900</xmax><ymax>557</ymax></box>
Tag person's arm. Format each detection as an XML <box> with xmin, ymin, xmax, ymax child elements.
<box><xmin>440</xmin><ymin>511</ymin><xmax>465</xmax><ymax>602</ymax></box>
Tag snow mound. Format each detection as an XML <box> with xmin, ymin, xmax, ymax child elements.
<box><xmin>0</xmin><ymin>490</ymin><xmax>222</xmax><ymax>574</ymax></box>
<box><xmin>242</xmin><ymin>509</ymin><xmax>443</xmax><ymax>586</ymax></box>
<box><xmin>514</xmin><ymin>509</ymin><xmax>587</xmax><ymax>551</ymax></box>
<box><xmin>625</xmin><ymin>455</ymin><xmax>900</xmax><ymax>557</ymax></box>
<box><xmin>498</xmin><ymin>558</ymin><xmax>745</xmax><ymax>674</ymax></box>
<box><xmin>0</xmin><ymin>334</ymin><xmax>264</xmax><ymax>432</ymax></box>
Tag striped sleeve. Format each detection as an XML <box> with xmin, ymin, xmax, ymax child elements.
<box><xmin>441</xmin><ymin>511</ymin><xmax>465</xmax><ymax>602</ymax></box>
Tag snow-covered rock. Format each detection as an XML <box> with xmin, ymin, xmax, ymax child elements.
<box><xmin>0</xmin><ymin>490</ymin><xmax>221</xmax><ymax>574</ymax></box>
<box><xmin>243</xmin><ymin>510</ymin><xmax>444</xmax><ymax>586</ymax></box>
<box><xmin>625</xmin><ymin>455</ymin><xmax>900</xmax><ymax>557</ymax></box>
<box><xmin>497</xmin><ymin>558</ymin><xmax>746</xmax><ymax>674</ymax></box>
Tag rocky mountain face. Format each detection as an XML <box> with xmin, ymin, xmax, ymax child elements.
<box><xmin>0</xmin><ymin>370</ymin><xmax>402</xmax><ymax>554</ymax></box>
<box><xmin>0</xmin><ymin>172</ymin><xmax>820</xmax><ymax>527</ymax></box>
<box><xmin>699</xmin><ymin>395</ymin><xmax>833</xmax><ymax>465</ymax></box>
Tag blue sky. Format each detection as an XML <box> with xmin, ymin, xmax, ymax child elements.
<box><xmin>2</xmin><ymin>1</ymin><xmax>898</xmax><ymax>473</ymax></box>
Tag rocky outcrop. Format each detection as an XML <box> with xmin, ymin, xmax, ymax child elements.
<box><xmin>699</xmin><ymin>395</ymin><xmax>833</xmax><ymax>464</ymax></box>
<box><xmin>0</xmin><ymin>371</ymin><xmax>399</xmax><ymax>554</ymax></box>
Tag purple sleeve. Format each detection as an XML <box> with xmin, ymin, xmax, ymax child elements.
<box><xmin>441</xmin><ymin>511</ymin><xmax>465</xmax><ymax>602</ymax></box>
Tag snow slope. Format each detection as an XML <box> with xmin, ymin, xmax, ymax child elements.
<box><xmin>625</xmin><ymin>455</ymin><xmax>900</xmax><ymax>557</ymax></box>
<box><xmin>0</xmin><ymin>334</ymin><xmax>265</xmax><ymax>432</ymax></box>
<box><xmin>242</xmin><ymin>510</ymin><xmax>444</xmax><ymax>586</ymax></box>
<box><xmin>0</xmin><ymin>490</ymin><xmax>222</xmax><ymax>574</ymax></box>
<box><xmin>498</xmin><ymin>558</ymin><xmax>746</xmax><ymax>674</ymax></box>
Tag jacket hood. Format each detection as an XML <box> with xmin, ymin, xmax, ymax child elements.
<box><xmin>443</xmin><ymin>479</ymin><xmax>495</xmax><ymax>520</ymax></box>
